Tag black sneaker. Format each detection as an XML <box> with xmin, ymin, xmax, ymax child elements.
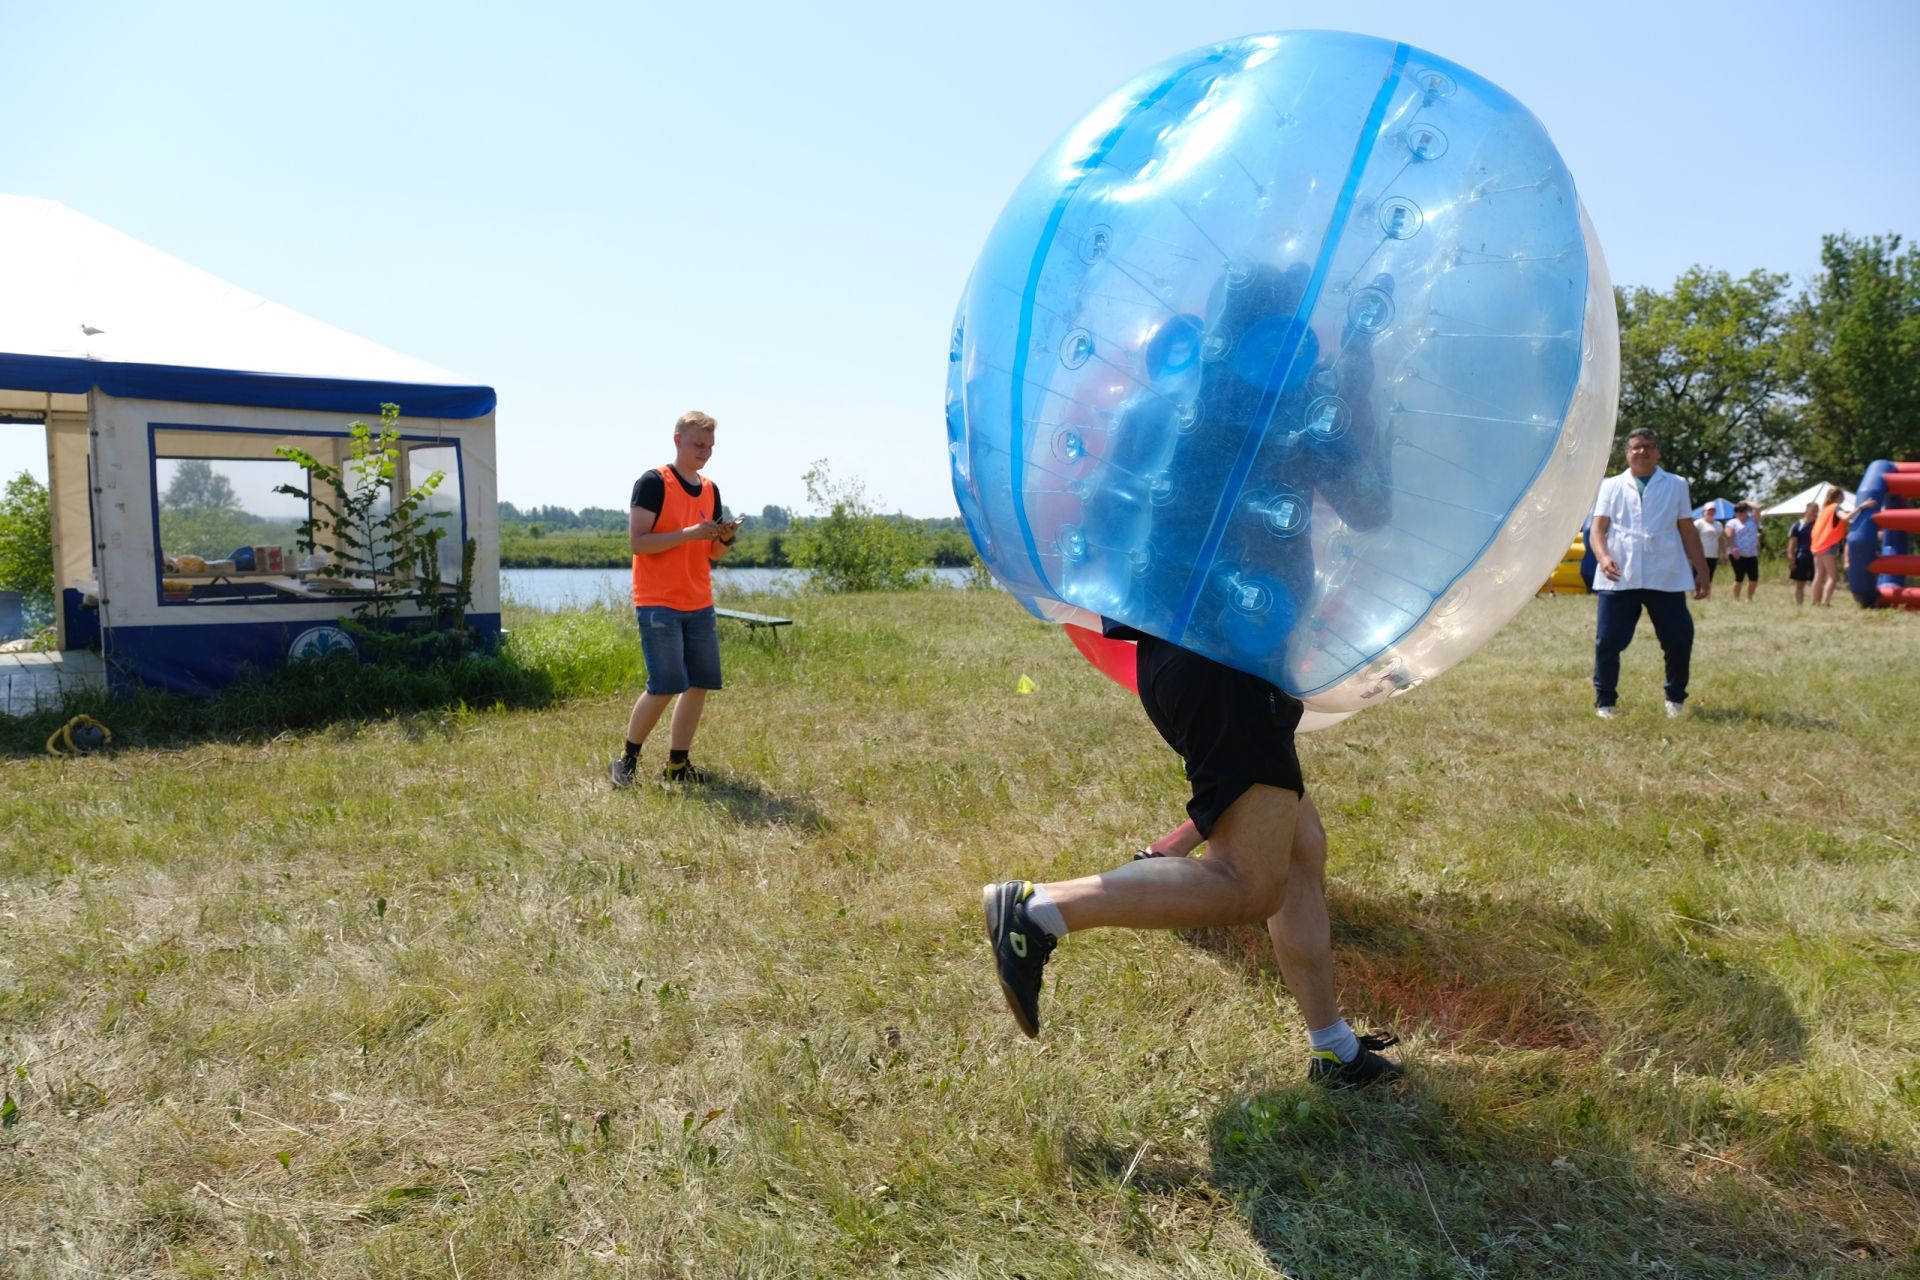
<box><xmin>1308</xmin><ymin>1031</ymin><xmax>1403</xmax><ymax>1089</ymax></box>
<box><xmin>982</xmin><ymin>880</ymin><xmax>1057</xmax><ymax>1039</ymax></box>
<box><xmin>609</xmin><ymin>755</ymin><xmax>638</xmax><ymax>789</ymax></box>
<box><xmin>662</xmin><ymin>760</ymin><xmax>708</xmax><ymax>784</ymax></box>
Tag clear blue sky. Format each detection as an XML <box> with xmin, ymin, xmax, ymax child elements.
<box><xmin>3</xmin><ymin>0</ymin><xmax>1915</xmax><ymax>515</ymax></box>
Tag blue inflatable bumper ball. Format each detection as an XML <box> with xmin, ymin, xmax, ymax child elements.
<box><xmin>947</xmin><ymin>31</ymin><xmax>1618</xmax><ymax>723</ymax></box>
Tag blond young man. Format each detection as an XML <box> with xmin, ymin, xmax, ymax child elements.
<box><xmin>610</xmin><ymin>411</ymin><xmax>743</xmax><ymax>787</ymax></box>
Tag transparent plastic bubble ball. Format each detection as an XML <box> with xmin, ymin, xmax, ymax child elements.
<box><xmin>947</xmin><ymin>31</ymin><xmax>1618</xmax><ymax>721</ymax></box>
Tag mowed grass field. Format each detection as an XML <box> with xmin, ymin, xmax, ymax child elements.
<box><xmin>1</xmin><ymin>587</ymin><xmax>1916</xmax><ymax>1278</ymax></box>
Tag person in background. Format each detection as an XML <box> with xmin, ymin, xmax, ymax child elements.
<box><xmin>1809</xmin><ymin>487</ymin><xmax>1877</xmax><ymax>607</ymax></box>
<box><xmin>1692</xmin><ymin>505</ymin><xmax>1723</xmax><ymax>594</ymax></box>
<box><xmin>1787</xmin><ymin>502</ymin><xmax>1817</xmax><ymax>606</ymax></box>
<box><xmin>1579</xmin><ymin>513</ymin><xmax>1598</xmax><ymax>593</ymax></box>
<box><xmin>610</xmin><ymin>410</ymin><xmax>744</xmax><ymax>787</ymax></box>
<box><xmin>1588</xmin><ymin>428</ymin><xmax>1709</xmax><ymax>719</ymax></box>
<box><xmin>1723</xmin><ymin>502</ymin><xmax>1762</xmax><ymax>602</ymax></box>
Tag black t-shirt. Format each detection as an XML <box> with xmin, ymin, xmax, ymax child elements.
<box><xmin>631</xmin><ymin>467</ymin><xmax>720</xmax><ymax>519</ymax></box>
<box><xmin>1789</xmin><ymin>519</ymin><xmax>1814</xmax><ymax>559</ymax></box>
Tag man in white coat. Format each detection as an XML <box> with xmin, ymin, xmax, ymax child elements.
<box><xmin>1589</xmin><ymin>428</ymin><xmax>1710</xmax><ymax>718</ymax></box>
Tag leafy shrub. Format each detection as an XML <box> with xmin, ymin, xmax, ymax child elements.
<box><xmin>791</xmin><ymin>462</ymin><xmax>929</xmax><ymax>593</ymax></box>
<box><xmin>278</xmin><ymin>404</ymin><xmax>478</xmax><ymax>666</ymax></box>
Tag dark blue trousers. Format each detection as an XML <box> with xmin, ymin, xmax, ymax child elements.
<box><xmin>1593</xmin><ymin>589</ymin><xmax>1692</xmax><ymax>708</ymax></box>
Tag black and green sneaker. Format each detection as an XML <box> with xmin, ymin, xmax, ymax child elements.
<box><xmin>662</xmin><ymin>760</ymin><xmax>709</xmax><ymax>785</ymax></box>
<box><xmin>1307</xmin><ymin>1031</ymin><xmax>1403</xmax><ymax>1089</ymax></box>
<box><xmin>982</xmin><ymin>880</ymin><xmax>1057</xmax><ymax>1039</ymax></box>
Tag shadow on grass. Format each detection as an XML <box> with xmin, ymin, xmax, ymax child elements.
<box><xmin>1687</xmin><ymin>706</ymin><xmax>1843</xmax><ymax>732</ymax></box>
<box><xmin>1190</xmin><ymin>1075</ymin><xmax>1907</xmax><ymax>1277</ymax></box>
<box><xmin>687</xmin><ymin>772</ymin><xmax>829</xmax><ymax>831</ymax></box>
<box><xmin>0</xmin><ymin>650</ymin><xmax>563</xmax><ymax>758</ymax></box>
<box><xmin>1178</xmin><ymin>889</ymin><xmax>1807</xmax><ymax>1077</ymax></box>
<box><xmin>1061</xmin><ymin>1071</ymin><xmax>1914</xmax><ymax>1275</ymax></box>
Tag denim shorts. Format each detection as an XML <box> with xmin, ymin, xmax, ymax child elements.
<box><xmin>635</xmin><ymin>605</ymin><xmax>722</xmax><ymax>695</ymax></box>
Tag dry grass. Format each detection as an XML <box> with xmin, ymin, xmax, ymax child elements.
<box><xmin>1</xmin><ymin>587</ymin><xmax>1916</xmax><ymax>1277</ymax></box>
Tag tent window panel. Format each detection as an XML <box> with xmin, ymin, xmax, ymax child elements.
<box><xmin>155</xmin><ymin>457</ymin><xmax>308</xmax><ymax>563</ymax></box>
<box><xmin>147</xmin><ymin>427</ymin><xmax>468</xmax><ymax>608</ymax></box>
<box><xmin>407</xmin><ymin>444</ymin><xmax>464</xmax><ymax>582</ymax></box>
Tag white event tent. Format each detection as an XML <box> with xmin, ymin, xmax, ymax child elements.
<box><xmin>0</xmin><ymin>195</ymin><xmax>500</xmax><ymax>695</ymax></box>
<box><xmin>1762</xmin><ymin>481</ymin><xmax>1855</xmax><ymax>518</ymax></box>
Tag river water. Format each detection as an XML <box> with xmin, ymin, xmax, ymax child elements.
<box><xmin>500</xmin><ymin>566</ymin><xmax>978</xmax><ymax>612</ymax></box>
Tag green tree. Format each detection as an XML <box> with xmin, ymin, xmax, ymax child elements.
<box><xmin>792</xmin><ymin>462</ymin><xmax>928</xmax><ymax>592</ymax></box>
<box><xmin>1614</xmin><ymin>268</ymin><xmax>1800</xmax><ymax>501</ymax></box>
<box><xmin>759</xmin><ymin>503</ymin><xmax>792</xmax><ymax>531</ymax></box>
<box><xmin>1790</xmin><ymin>232</ymin><xmax>1920</xmax><ymax>484</ymax></box>
<box><xmin>159</xmin><ymin>509</ymin><xmax>263</xmax><ymax>559</ymax></box>
<box><xmin>158</xmin><ymin>458</ymin><xmax>258</xmax><ymax>556</ymax></box>
<box><xmin>0</xmin><ymin>472</ymin><xmax>54</xmax><ymax>630</ymax></box>
<box><xmin>163</xmin><ymin>459</ymin><xmax>240</xmax><ymax>512</ymax></box>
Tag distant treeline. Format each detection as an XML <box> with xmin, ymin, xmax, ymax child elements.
<box><xmin>498</xmin><ymin>501</ymin><xmax>977</xmax><ymax>569</ymax></box>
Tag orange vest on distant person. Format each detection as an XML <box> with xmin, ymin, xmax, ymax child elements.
<box><xmin>631</xmin><ymin>463</ymin><xmax>717</xmax><ymax>610</ymax></box>
<box><xmin>1812</xmin><ymin>503</ymin><xmax>1847</xmax><ymax>555</ymax></box>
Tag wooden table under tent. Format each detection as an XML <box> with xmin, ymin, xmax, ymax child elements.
<box><xmin>0</xmin><ymin>195</ymin><xmax>501</xmax><ymax>702</ymax></box>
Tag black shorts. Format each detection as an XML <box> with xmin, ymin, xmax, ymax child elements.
<box><xmin>1134</xmin><ymin>634</ymin><xmax>1305</xmax><ymax>839</ymax></box>
<box><xmin>1790</xmin><ymin>555</ymin><xmax>1814</xmax><ymax>583</ymax></box>
<box><xmin>1730</xmin><ymin>555</ymin><xmax>1760</xmax><ymax>583</ymax></box>
<box><xmin>1704</xmin><ymin>557</ymin><xmax>1720</xmax><ymax>579</ymax></box>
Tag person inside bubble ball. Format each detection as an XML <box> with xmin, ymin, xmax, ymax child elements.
<box><xmin>1091</xmin><ymin>260</ymin><xmax>1395</xmax><ymax>642</ymax></box>
<box><xmin>981</xmin><ymin>262</ymin><xmax>1402</xmax><ymax>1089</ymax></box>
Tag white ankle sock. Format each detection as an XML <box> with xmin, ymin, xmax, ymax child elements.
<box><xmin>1026</xmin><ymin>885</ymin><xmax>1068</xmax><ymax>938</ymax></box>
<box><xmin>1308</xmin><ymin>1018</ymin><xmax>1359</xmax><ymax>1063</ymax></box>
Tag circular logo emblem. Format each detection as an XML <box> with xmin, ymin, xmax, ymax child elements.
<box><xmin>289</xmin><ymin>625</ymin><xmax>356</xmax><ymax>662</ymax></box>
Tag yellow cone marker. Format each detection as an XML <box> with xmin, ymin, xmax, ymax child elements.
<box><xmin>1016</xmin><ymin>674</ymin><xmax>1036</xmax><ymax>695</ymax></box>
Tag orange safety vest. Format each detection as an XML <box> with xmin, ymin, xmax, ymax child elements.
<box><xmin>631</xmin><ymin>463</ymin><xmax>717</xmax><ymax>610</ymax></box>
<box><xmin>1811</xmin><ymin>503</ymin><xmax>1847</xmax><ymax>555</ymax></box>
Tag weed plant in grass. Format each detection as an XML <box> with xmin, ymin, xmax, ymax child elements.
<box><xmin>1</xmin><ymin>589</ymin><xmax>1916</xmax><ymax>1277</ymax></box>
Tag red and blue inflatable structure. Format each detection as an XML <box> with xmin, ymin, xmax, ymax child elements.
<box><xmin>1849</xmin><ymin>460</ymin><xmax>1920</xmax><ymax>610</ymax></box>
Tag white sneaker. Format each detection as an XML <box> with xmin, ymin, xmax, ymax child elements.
<box><xmin>1595</xmin><ymin>706</ymin><xmax>1619</xmax><ymax>719</ymax></box>
<box><xmin>1665</xmin><ymin>700</ymin><xmax>1685</xmax><ymax>718</ymax></box>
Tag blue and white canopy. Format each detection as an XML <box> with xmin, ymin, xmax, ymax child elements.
<box><xmin>0</xmin><ymin>195</ymin><xmax>493</xmax><ymax>419</ymax></box>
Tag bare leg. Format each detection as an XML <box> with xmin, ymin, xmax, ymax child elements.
<box><xmin>668</xmin><ymin>687</ymin><xmax>709</xmax><ymax>752</ymax></box>
<box><xmin>1057</xmin><ymin>789</ymin><xmax>1342</xmax><ymax>1028</ymax></box>
<box><xmin>625</xmin><ymin>691</ymin><xmax>675</xmax><ymax>746</ymax></box>
<box><xmin>1146</xmin><ymin>818</ymin><xmax>1203</xmax><ymax>857</ymax></box>
<box><xmin>1265</xmin><ymin>797</ymin><xmax>1338</xmax><ymax>1030</ymax></box>
<box><xmin>1049</xmin><ymin>785</ymin><xmax>1298</xmax><ymax>932</ymax></box>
